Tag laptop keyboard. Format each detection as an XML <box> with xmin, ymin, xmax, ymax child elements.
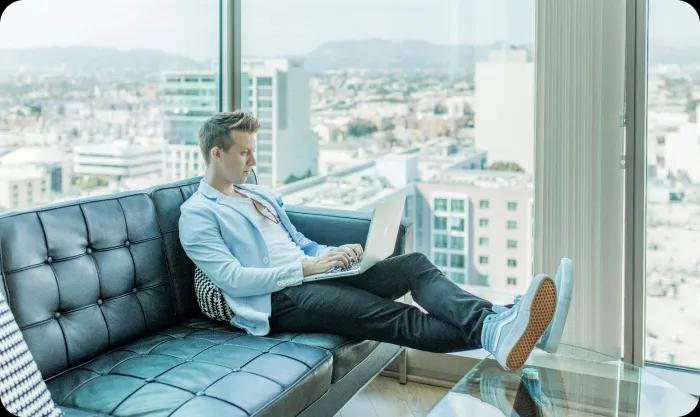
<box><xmin>327</xmin><ymin>259</ymin><xmax>361</xmax><ymax>273</ymax></box>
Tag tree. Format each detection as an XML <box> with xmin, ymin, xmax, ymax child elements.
<box><xmin>284</xmin><ymin>169</ymin><xmax>313</xmax><ymax>185</ymax></box>
<box><xmin>346</xmin><ymin>119</ymin><xmax>378</xmax><ymax>137</ymax></box>
<box><xmin>434</xmin><ymin>103</ymin><xmax>448</xmax><ymax>115</ymax></box>
<box><xmin>488</xmin><ymin>161</ymin><xmax>524</xmax><ymax>172</ymax></box>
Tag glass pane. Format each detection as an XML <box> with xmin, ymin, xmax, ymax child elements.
<box><xmin>434</xmin><ymin>234</ymin><xmax>448</xmax><ymax>248</ymax></box>
<box><xmin>434</xmin><ymin>198</ymin><xmax>448</xmax><ymax>211</ymax></box>
<box><xmin>0</xmin><ymin>0</ymin><xmax>220</xmax><ymax>212</ymax></box>
<box><xmin>450</xmin><ymin>254</ymin><xmax>465</xmax><ymax>268</ymax></box>
<box><xmin>645</xmin><ymin>0</ymin><xmax>700</xmax><ymax>369</ymax></box>
<box><xmin>241</xmin><ymin>0</ymin><xmax>535</xmax><ymax>305</ymax></box>
<box><xmin>434</xmin><ymin>216</ymin><xmax>447</xmax><ymax>230</ymax></box>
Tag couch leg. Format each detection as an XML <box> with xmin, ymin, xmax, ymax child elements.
<box><xmin>398</xmin><ymin>347</ymin><xmax>407</xmax><ymax>385</ymax></box>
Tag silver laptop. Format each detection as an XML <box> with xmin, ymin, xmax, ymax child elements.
<box><xmin>303</xmin><ymin>191</ymin><xmax>407</xmax><ymax>282</ymax></box>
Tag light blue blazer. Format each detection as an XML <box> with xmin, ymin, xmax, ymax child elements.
<box><xmin>178</xmin><ymin>180</ymin><xmax>335</xmax><ymax>335</ymax></box>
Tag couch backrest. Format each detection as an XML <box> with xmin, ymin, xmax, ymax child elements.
<box><xmin>0</xmin><ymin>176</ymin><xmax>206</xmax><ymax>379</ymax></box>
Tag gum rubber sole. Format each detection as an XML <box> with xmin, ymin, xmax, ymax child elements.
<box><xmin>506</xmin><ymin>277</ymin><xmax>557</xmax><ymax>370</ymax></box>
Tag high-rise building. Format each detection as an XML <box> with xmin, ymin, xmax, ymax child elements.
<box><xmin>160</xmin><ymin>71</ymin><xmax>218</xmax><ymax>145</ymax></box>
<box><xmin>241</xmin><ymin>58</ymin><xmax>319</xmax><ymax>188</ymax></box>
<box><xmin>475</xmin><ymin>49</ymin><xmax>535</xmax><ymax>174</ymax></box>
<box><xmin>415</xmin><ymin>170</ymin><xmax>533</xmax><ymax>298</ymax></box>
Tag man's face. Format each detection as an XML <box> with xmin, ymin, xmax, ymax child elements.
<box><xmin>213</xmin><ymin>130</ymin><xmax>256</xmax><ymax>184</ymax></box>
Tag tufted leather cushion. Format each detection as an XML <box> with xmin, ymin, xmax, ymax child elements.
<box><xmin>266</xmin><ymin>333</ymin><xmax>379</xmax><ymax>384</ymax></box>
<box><xmin>0</xmin><ymin>195</ymin><xmax>179</xmax><ymax>380</ymax></box>
<box><xmin>46</xmin><ymin>318</ymin><xmax>332</xmax><ymax>417</ymax></box>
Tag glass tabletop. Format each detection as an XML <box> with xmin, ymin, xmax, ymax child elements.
<box><xmin>427</xmin><ymin>344</ymin><xmax>698</xmax><ymax>417</ymax></box>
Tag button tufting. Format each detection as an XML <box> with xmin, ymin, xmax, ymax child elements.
<box><xmin>124</xmin><ymin>240</ymin><xmax>131</xmax><ymax>247</ymax></box>
<box><xmin>132</xmin><ymin>287</ymin><xmax>138</xmax><ymax>293</ymax></box>
<box><xmin>53</xmin><ymin>312</ymin><xmax>61</xmax><ymax>319</ymax></box>
<box><xmin>46</xmin><ymin>256</ymin><xmax>53</xmax><ymax>264</ymax></box>
<box><xmin>145</xmin><ymin>377</ymin><xmax>155</xmax><ymax>383</ymax></box>
<box><xmin>97</xmin><ymin>299</ymin><xmax>102</xmax><ymax>306</ymax></box>
<box><xmin>195</xmin><ymin>391</ymin><xmax>205</xmax><ymax>396</ymax></box>
<box><xmin>86</xmin><ymin>248</ymin><xmax>93</xmax><ymax>254</ymax></box>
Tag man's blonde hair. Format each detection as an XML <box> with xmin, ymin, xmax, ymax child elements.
<box><xmin>198</xmin><ymin>111</ymin><xmax>260</xmax><ymax>164</ymax></box>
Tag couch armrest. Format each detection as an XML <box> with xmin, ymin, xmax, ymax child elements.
<box><xmin>284</xmin><ymin>204</ymin><xmax>413</xmax><ymax>258</ymax></box>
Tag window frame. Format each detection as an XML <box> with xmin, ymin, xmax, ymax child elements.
<box><xmin>623</xmin><ymin>0</ymin><xmax>700</xmax><ymax>384</ymax></box>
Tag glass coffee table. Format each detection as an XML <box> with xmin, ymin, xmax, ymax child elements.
<box><xmin>427</xmin><ymin>344</ymin><xmax>698</xmax><ymax>417</ymax></box>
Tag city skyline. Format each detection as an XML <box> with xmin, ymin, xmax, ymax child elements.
<box><xmin>1</xmin><ymin>0</ymin><xmax>699</xmax><ymax>62</ymax></box>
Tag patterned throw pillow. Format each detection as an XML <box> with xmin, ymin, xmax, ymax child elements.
<box><xmin>0</xmin><ymin>292</ymin><xmax>63</xmax><ymax>417</ymax></box>
<box><xmin>194</xmin><ymin>266</ymin><xmax>233</xmax><ymax>323</ymax></box>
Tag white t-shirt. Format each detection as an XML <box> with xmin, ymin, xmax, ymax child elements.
<box><xmin>225</xmin><ymin>193</ymin><xmax>313</xmax><ymax>267</ymax></box>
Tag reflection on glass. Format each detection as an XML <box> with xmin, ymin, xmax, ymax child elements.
<box><xmin>427</xmin><ymin>345</ymin><xmax>698</xmax><ymax>417</ymax></box>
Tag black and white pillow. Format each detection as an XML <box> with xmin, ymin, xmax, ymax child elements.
<box><xmin>0</xmin><ymin>292</ymin><xmax>63</xmax><ymax>417</ymax></box>
<box><xmin>194</xmin><ymin>266</ymin><xmax>233</xmax><ymax>323</ymax></box>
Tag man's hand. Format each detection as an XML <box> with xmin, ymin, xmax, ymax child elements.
<box><xmin>301</xmin><ymin>251</ymin><xmax>352</xmax><ymax>276</ymax></box>
<box><xmin>333</xmin><ymin>243</ymin><xmax>363</xmax><ymax>262</ymax></box>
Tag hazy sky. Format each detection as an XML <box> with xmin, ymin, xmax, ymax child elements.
<box><xmin>0</xmin><ymin>0</ymin><xmax>698</xmax><ymax>61</ymax></box>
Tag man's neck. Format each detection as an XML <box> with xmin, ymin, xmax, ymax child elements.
<box><xmin>203</xmin><ymin>171</ymin><xmax>240</xmax><ymax>197</ymax></box>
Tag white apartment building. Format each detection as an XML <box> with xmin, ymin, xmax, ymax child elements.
<box><xmin>163</xmin><ymin>144</ymin><xmax>206</xmax><ymax>182</ymax></box>
<box><xmin>415</xmin><ymin>170</ymin><xmax>533</xmax><ymax>296</ymax></box>
<box><xmin>0</xmin><ymin>146</ymin><xmax>72</xmax><ymax>195</ymax></box>
<box><xmin>241</xmin><ymin>58</ymin><xmax>320</xmax><ymax>189</ymax></box>
<box><xmin>475</xmin><ymin>48</ymin><xmax>535</xmax><ymax>174</ymax></box>
<box><xmin>0</xmin><ymin>166</ymin><xmax>51</xmax><ymax>211</ymax></box>
<box><xmin>74</xmin><ymin>142</ymin><xmax>163</xmax><ymax>178</ymax></box>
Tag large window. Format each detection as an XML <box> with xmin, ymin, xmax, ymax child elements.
<box><xmin>241</xmin><ymin>0</ymin><xmax>536</xmax><ymax>305</ymax></box>
<box><xmin>645</xmin><ymin>0</ymin><xmax>700</xmax><ymax>370</ymax></box>
<box><xmin>0</xmin><ymin>1</ymin><xmax>220</xmax><ymax>213</ymax></box>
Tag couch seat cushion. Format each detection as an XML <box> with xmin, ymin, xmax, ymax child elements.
<box><xmin>266</xmin><ymin>332</ymin><xmax>379</xmax><ymax>383</ymax></box>
<box><xmin>183</xmin><ymin>318</ymin><xmax>380</xmax><ymax>383</ymax></box>
<box><xmin>46</xmin><ymin>319</ymin><xmax>332</xmax><ymax>417</ymax></box>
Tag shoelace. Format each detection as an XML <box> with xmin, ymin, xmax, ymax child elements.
<box><xmin>490</xmin><ymin>294</ymin><xmax>522</xmax><ymax>317</ymax></box>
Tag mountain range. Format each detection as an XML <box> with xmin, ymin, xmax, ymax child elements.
<box><xmin>0</xmin><ymin>39</ymin><xmax>696</xmax><ymax>77</ymax></box>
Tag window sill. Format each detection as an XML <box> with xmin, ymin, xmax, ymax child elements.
<box><xmin>645</xmin><ymin>362</ymin><xmax>700</xmax><ymax>397</ymax></box>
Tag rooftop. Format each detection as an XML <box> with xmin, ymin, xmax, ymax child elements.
<box><xmin>430</xmin><ymin>169</ymin><xmax>532</xmax><ymax>188</ymax></box>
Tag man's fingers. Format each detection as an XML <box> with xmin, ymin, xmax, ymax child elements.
<box><xmin>335</xmin><ymin>245</ymin><xmax>354</xmax><ymax>258</ymax></box>
<box><xmin>330</xmin><ymin>252</ymin><xmax>350</xmax><ymax>266</ymax></box>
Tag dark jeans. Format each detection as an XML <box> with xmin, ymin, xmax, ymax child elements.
<box><xmin>270</xmin><ymin>252</ymin><xmax>495</xmax><ymax>353</ymax></box>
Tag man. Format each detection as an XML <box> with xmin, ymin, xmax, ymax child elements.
<box><xmin>179</xmin><ymin>111</ymin><xmax>573</xmax><ymax>371</ymax></box>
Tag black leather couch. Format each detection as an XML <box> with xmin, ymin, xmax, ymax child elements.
<box><xmin>0</xmin><ymin>175</ymin><xmax>410</xmax><ymax>417</ymax></box>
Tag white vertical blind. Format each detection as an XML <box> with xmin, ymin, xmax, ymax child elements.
<box><xmin>535</xmin><ymin>0</ymin><xmax>627</xmax><ymax>357</ymax></box>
